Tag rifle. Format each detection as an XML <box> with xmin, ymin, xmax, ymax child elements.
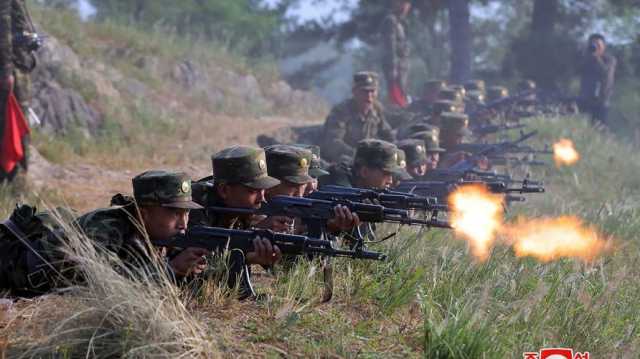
<box><xmin>470</xmin><ymin>90</ymin><xmax>536</xmax><ymax>119</ymax></box>
<box><xmin>208</xmin><ymin>195</ymin><xmax>453</xmax><ymax>236</ymax></box>
<box><xmin>471</xmin><ymin>123</ymin><xmax>527</xmax><ymax>136</ymax></box>
<box><xmin>447</xmin><ymin>130</ymin><xmax>539</xmax><ymax>174</ymax></box>
<box><xmin>154</xmin><ymin>226</ymin><xmax>386</xmax><ymax>261</ymax></box>
<box><xmin>155</xmin><ymin>226</ymin><xmax>385</xmax><ymax>301</ymax></box>
<box><xmin>312</xmin><ymin>185</ymin><xmax>449</xmax><ymax>213</ymax></box>
<box><xmin>395</xmin><ymin>179</ymin><xmax>544</xmax><ymax>201</ymax></box>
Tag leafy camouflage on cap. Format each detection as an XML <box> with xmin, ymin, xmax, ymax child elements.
<box><xmin>353</xmin><ymin>71</ymin><xmax>379</xmax><ymax>90</ymax></box>
<box><xmin>439</xmin><ymin>88</ymin><xmax>463</xmax><ymax>103</ymax></box>
<box><xmin>394</xmin><ymin>149</ymin><xmax>413</xmax><ymax>181</ymax></box>
<box><xmin>293</xmin><ymin>144</ymin><xmax>330</xmax><ymax>178</ymax></box>
<box><xmin>133</xmin><ymin>170</ymin><xmax>202</xmax><ymax>209</ymax></box>
<box><xmin>487</xmin><ymin>86</ymin><xmax>509</xmax><ymax>101</ymax></box>
<box><xmin>440</xmin><ymin>112</ymin><xmax>472</xmax><ymax>137</ymax></box>
<box><xmin>354</xmin><ymin>139</ymin><xmax>404</xmax><ymax>175</ymax></box>
<box><xmin>409</xmin><ymin>131</ymin><xmax>446</xmax><ymax>153</ymax></box>
<box><xmin>212</xmin><ymin>146</ymin><xmax>280</xmax><ymax>189</ymax></box>
<box><xmin>397</xmin><ymin>139</ymin><xmax>428</xmax><ymax>166</ymax></box>
<box><xmin>464</xmin><ymin>79</ymin><xmax>486</xmax><ymax>92</ymax></box>
<box><xmin>265</xmin><ymin>145</ymin><xmax>314</xmax><ymax>185</ymax></box>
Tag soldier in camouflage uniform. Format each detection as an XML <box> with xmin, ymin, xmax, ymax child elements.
<box><xmin>189</xmin><ymin>146</ymin><xmax>283</xmax><ymax>298</ymax></box>
<box><xmin>407</xmin><ymin>131</ymin><xmax>446</xmax><ymax>173</ymax></box>
<box><xmin>0</xmin><ymin>170</ymin><xmax>210</xmax><ymax>296</ymax></box>
<box><xmin>397</xmin><ymin>139</ymin><xmax>428</xmax><ymax>178</ymax></box>
<box><xmin>381</xmin><ymin>0</ymin><xmax>412</xmax><ymax>106</ymax></box>
<box><xmin>391</xmin><ymin>147</ymin><xmax>413</xmax><ymax>186</ymax></box>
<box><xmin>0</xmin><ymin>0</ymin><xmax>38</xmax><ymax>181</ymax></box>
<box><xmin>321</xmin><ymin>71</ymin><xmax>395</xmax><ymax>163</ymax></box>
<box><xmin>292</xmin><ymin>143</ymin><xmax>330</xmax><ymax>195</ymax></box>
<box><xmin>320</xmin><ymin>139</ymin><xmax>405</xmax><ymax>190</ymax></box>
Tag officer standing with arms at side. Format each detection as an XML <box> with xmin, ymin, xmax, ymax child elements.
<box><xmin>579</xmin><ymin>33</ymin><xmax>616</xmax><ymax>127</ymax></box>
<box><xmin>0</xmin><ymin>0</ymin><xmax>38</xmax><ymax>182</ymax></box>
<box><xmin>381</xmin><ymin>0</ymin><xmax>412</xmax><ymax>107</ymax></box>
<box><xmin>321</xmin><ymin>71</ymin><xmax>395</xmax><ymax>163</ymax></box>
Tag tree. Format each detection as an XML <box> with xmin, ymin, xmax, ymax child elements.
<box><xmin>447</xmin><ymin>0</ymin><xmax>472</xmax><ymax>83</ymax></box>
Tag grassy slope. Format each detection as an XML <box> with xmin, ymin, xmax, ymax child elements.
<box><xmin>5</xmin><ymin>116</ymin><xmax>637</xmax><ymax>358</ymax></box>
<box><xmin>199</xmin><ymin>116</ymin><xmax>640</xmax><ymax>358</ymax></box>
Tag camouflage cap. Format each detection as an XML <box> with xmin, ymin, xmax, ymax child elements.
<box><xmin>409</xmin><ymin>131</ymin><xmax>446</xmax><ymax>153</ymax></box>
<box><xmin>293</xmin><ymin>144</ymin><xmax>330</xmax><ymax>178</ymax></box>
<box><xmin>487</xmin><ymin>86</ymin><xmax>509</xmax><ymax>101</ymax></box>
<box><xmin>133</xmin><ymin>170</ymin><xmax>202</xmax><ymax>209</ymax></box>
<box><xmin>439</xmin><ymin>88</ymin><xmax>463</xmax><ymax>104</ymax></box>
<box><xmin>354</xmin><ymin>139</ymin><xmax>404</xmax><ymax>175</ymax></box>
<box><xmin>397</xmin><ymin>139</ymin><xmax>428</xmax><ymax>166</ymax></box>
<box><xmin>394</xmin><ymin>149</ymin><xmax>413</xmax><ymax>181</ymax></box>
<box><xmin>353</xmin><ymin>71</ymin><xmax>379</xmax><ymax>90</ymax></box>
<box><xmin>402</xmin><ymin>122</ymin><xmax>438</xmax><ymax>137</ymax></box>
<box><xmin>449</xmin><ymin>84</ymin><xmax>467</xmax><ymax>98</ymax></box>
<box><xmin>466</xmin><ymin>90</ymin><xmax>485</xmax><ymax>104</ymax></box>
<box><xmin>464</xmin><ymin>79</ymin><xmax>486</xmax><ymax>92</ymax></box>
<box><xmin>440</xmin><ymin>112</ymin><xmax>472</xmax><ymax>137</ymax></box>
<box><xmin>433</xmin><ymin>100</ymin><xmax>461</xmax><ymax>115</ymax></box>
<box><xmin>265</xmin><ymin>145</ymin><xmax>314</xmax><ymax>185</ymax></box>
<box><xmin>212</xmin><ymin>146</ymin><xmax>280</xmax><ymax>189</ymax></box>
<box><xmin>517</xmin><ymin>79</ymin><xmax>537</xmax><ymax>91</ymax></box>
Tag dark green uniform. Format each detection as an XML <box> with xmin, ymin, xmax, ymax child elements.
<box><xmin>189</xmin><ymin>146</ymin><xmax>280</xmax><ymax>299</ymax></box>
<box><xmin>321</xmin><ymin>72</ymin><xmax>395</xmax><ymax>163</ymax></box>
<box><xmin>0</xmin><ymin>171</ymin><xmax>202</xmax><ymax>296</ymax></box>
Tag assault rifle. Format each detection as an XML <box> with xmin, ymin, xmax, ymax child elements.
<box><xmin>208</xmin><ymin>195</ymin><xmax>452</xmax><ymax>239</ymax></box>
<box><xmin>471</xmin><ymin>122</ymin><xmax>527</xmax><ymax>137</ymax></box>
<box><xmin>311</xmin><ymin>185</ymin><xmax>449</xmax><ymax>213</ymax></box>
<box><xmin>154</xmin><ymin>226</ymin><xmax>386</xmax><ymax>261</ymax></box>
<box><xmin>155</xmin><ymin>226</ymin><xmax>385</xmax><ymax>301</ymax></box>
<box><xmin>469</xmin><ymin>90</ymin><xmax>536</xmax><ymax>120</ymax></box>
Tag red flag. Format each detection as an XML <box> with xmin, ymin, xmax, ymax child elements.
<box><xmin>388</xmin><ymin>81</ymin><xmax>408</xmax><ymax>108</ymax></box>
<box><xmin>0</xmin><ymin>93</ymin><xmax>30</xmax><ymax>173</ymax></box>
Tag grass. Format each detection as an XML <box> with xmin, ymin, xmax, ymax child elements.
<box><xmin>3</xmin><ymin>114</ymin><xmax>639</xmax><ymax>357</ymax></box>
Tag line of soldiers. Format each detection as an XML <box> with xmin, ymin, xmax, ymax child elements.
<box><xmin>0</xmin><ymin>67</ymin><xmax>552</xmax><ymax>301</ymax></box>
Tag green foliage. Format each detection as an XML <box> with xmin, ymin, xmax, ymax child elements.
<box><xmin>91</xmin><ymin>0</ymin><xmax>281</xmax><ymax>56</ymax></box>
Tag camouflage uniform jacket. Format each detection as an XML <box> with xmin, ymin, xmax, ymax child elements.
<box><xmin>0</xmin><ymin>0</ymin><xmax>34</xmax><ymax>77</ymax></box>
<box><xmin>0</xmin><ymin>197</ymin><xmax>173</xmax><ymax>296</ymax></box>
<box><xmin>189</xmin><ymin>179</ymin><xmax>252</xmax><ymax>230</ymax></box>
<box><xmin>381</xmin><ymin>13</ymin><xmax>410</xmax><ymax>86</ymax></box>
<box><xmin>321</xmin><ymin>99</ymin><xmax>395</xmax><ymax>163</ymax></box>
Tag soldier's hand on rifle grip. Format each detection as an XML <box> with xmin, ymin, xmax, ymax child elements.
<box><xmin>327</xmin><ymin>205</ymin><xmax>361</xmax><ymax>233</ymax></box>
<box><xmin>169</xmin><ymin>247</ymin><xmax>210</xmax><ymax>277</ymax></box>
<box><xmin>246</xmin><ymin>237</ymin><xmax>282</xmax><ymax>266</ymax></box>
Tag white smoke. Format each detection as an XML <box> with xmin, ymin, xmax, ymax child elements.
<box><xmin>75</xmin><ymin>0</ymin><xmax>96</xmax><ymax>21</ymax></box>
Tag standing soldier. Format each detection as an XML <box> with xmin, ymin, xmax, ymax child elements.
<box><xmin>381</xmin><ymin>0</ymin><xmax>412</xmax><ymax>107</ymax></box>
<box><xmin>0</xmin><ymin>0</ymin><xmax>38</xmax><ymax>182</ymax></box>
<box><xmin>321</xmin><ymin>71</ymin><xmax>395</xmax><ymax>163</ymax></box>
<box><xmin>579</xmin><ymin>33</ymin><xmax>616</xmax><ymax>126</ymax></box>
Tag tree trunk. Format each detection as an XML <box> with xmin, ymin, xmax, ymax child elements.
<box><xmin>530</xmin><ymin>0</ymin><xmax>559</xmax><ymax>90</ymax></box>
<box><xmin>447</xmin><ymin>0</ymin><xmax>472</xmax><ymax>84</ymax></box>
